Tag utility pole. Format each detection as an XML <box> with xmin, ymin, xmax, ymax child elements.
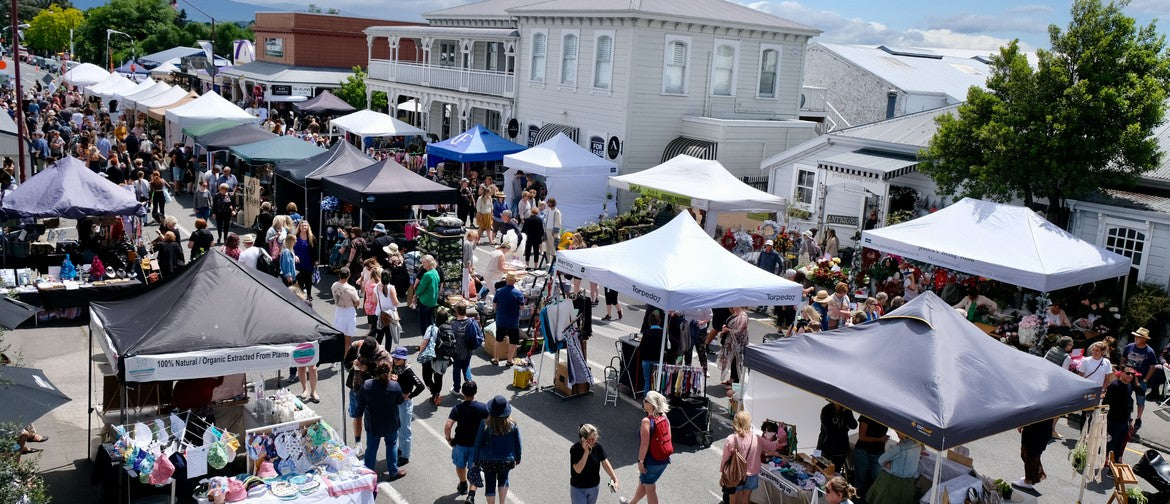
<box><xmin>10</xmin><ymin>0</ymin><xmax>25</xmax><ymax>182</ymax></box>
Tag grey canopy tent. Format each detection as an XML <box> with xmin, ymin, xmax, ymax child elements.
<box><xmin>294</xmin><ymin>90</ymin><xmax>356</xmax><ymax>115</ymax></box>
<box><xmin>1</xmin><ymin>156</ymin><xmax>144</xmax><ymax>218</ymax></box>
<box><xmin>0</xmin><ymin>296</ymin><xmax>39</xmax><ymax>329</ymax></box>
<box><xmin>743</xmin><ymin>291</ymin><xmax>1101</xmax><ymax>502</ymax></box>
<box><xmin>0</xmin><ymin>365</ymin><xmax>71</xmax><ymax>424</ymax></box>
<box><xmin>320</xmin><ymin>157</ymin><xmax>458</xmax><ymax>213</ymax></box>
<box><xmin>190</xmin><ymin>122</ymin><xmax>277</xmax><ymax>151</ymax></box>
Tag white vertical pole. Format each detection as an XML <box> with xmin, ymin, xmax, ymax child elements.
<box><xmin>929</xmin><ymin>443</ymin><xmax>944</xmax><ymax>504</ymax></box>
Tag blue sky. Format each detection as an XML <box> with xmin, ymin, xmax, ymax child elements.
<box><xmin>234</xmin><ymin>0</ymin><xmax>1170</xmax><ymax>50</ymax></box>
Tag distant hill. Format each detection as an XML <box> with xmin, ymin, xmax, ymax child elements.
<box><xmin>70</xmin><ymin>0</ymin><xmax>285</xmax><ymax>22</ymax></box>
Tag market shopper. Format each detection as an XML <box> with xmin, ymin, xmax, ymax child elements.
<box><xmin>482</xmin><ymin>242</ymin><xmax>515</xmax><ymax>297</ymax></box>
<box><xmin>721</xmin><ymin>411</ymin><xmax>783</xmax><ymax>504</ymax></box>
<box><xmin>154</xmin><ymin>231</ymin><xmax>185</xmax><ymax>278</ymax></box>
<box><xmin>1079</xmin><ymin>341</ymin><xmax>1114</xmax><ymax>390</ymax></box>
<box><xmin>361</xmin><ymin>262</ymin><xmax>383</xmax><ymax>335</ymax></box>
<box><xmin>621</xmin><ymin>391</ymin><xmax>671</xmax><ymax>504</ymax></box>
<box><xmin>211</xmin><ymin>183</ymin><xmax>235</xmax><ymax>245</ymax></box>
<box><xmin>449</xmin><ymin>303</ymin><xmax>481</xmax><ymax>392</ymax></box>
<box><xmin>1124</xmin><ymin>327</ymin><xmax>1157</xmax><ymax>431</ymax></box>
<box><xmin>194</xmin><ymin>179</ymin><xmax>212</xmax><ymax>220</ymax></box>
<box><xmin>279</xmin><ymin>235</ymin><xmax>297</xmax><ymax>285</ymax></box>
<box><xmin>521</xmin><ymin>207</ymin><xmax>544</xmax><ymax>268</ymax></box>
<box><xmin>639</xmin><ymin>312</ymin><xmax>666</xmax><ymax>397</ymax></box>
<box><xmin>825</xmin><ymin>476</ymin><xmax>859</xmax><ymax>504</ymax></box>
<box><xmin>1104</xmin><ymin>365</ymin><xmax>1135</xmax><ymax>464</ymax></box>
<box><xmin>294</xmin><ymin>220</ymin><xmax>318</xmax><ymax>298</ymax></box>
<box><xmin>237</xmin><ymin>234</ymin><xmax>265</xmax><ymax>270</ymax></box>
<box><xmin>544</xmin><ymin>198</ymin><xmax>562</xmax><ymax>262</ymax></box>
<box><xmin>187</xmin><ymin>218</ymin><xmax>214</xmax><ymax>260</ymax></box>
<box><xmin>476</xmin><ymin>185</ymin><xmax>495</xmax><ymax>241</ymax></box>
<box><xmin>463</xmin><ymin>230</ymin><xmax>479</xmax><ymax>298</ymax></box>
<box><xmin>415</xmin><ymin>255</ymin><xmax>440</xmax><ymax>332</ymax></box>
<box><xmin>492</xmin><ymin>272</ymin><xmax>526</xmax><ymax>366</ymax></box>
<box><xmin>865</xmin><ymin>434</ymin><xmax>920</xmax><ymax>504</ymax></box>
<box><xmin>817</xmin><ymin>402</ymin><xmax>857</xmax><ymax>471</ymax></box>
<box><xmin>1013</xmin><ymin>418</ymin><xmax>1055</xmax><ymax>491</ymax></box>
<box><xmin>446</xmin><ymin>381</ymin><xmax>489</xmax><ymax>502</ymax></box>
<box><xmin>332</xmin><ymin>267</ymin><xmax>361</xmax><ymax>349</ymax></box>
<box><xmin>717</xmin><ymin>307</ymin><xmax>750</xmax><ymax>387</ymax></box>
<box><xmin>570</xmin><ymin>424</ymin><xmax>620</xmax><ymax>504</ymax></box>
<box><xmin>344</xmin><ymin>337</ymin><xmax>384</xmax><ymax>452</ymax></box>
<box><xmin>419</xmin><ymin>307</ymin><xmax>452</xmax><ymax>407</ymax></box>
<box><xmin>376</xmin><ymin>270</ymin><xmax>403</xmax><ymax>349</ymax></box>
<box><xmin>852</xmin><ymin>415</ymin><xmax>889</xmax><ymax>501</ymax></box>
<box><xmin>390</xmin><ymin>346</ymin><xmax>425</xmax><ymax>467</ymax></box>
<box><xmin>474</xmin><ymin>396</ymin><xmax>523</xmax><ymax>504</ymax></box>
<box><xmin>148</xmin><ymin>170</ymin><xmax>171</xmax><ymax>224</ymax></box>
<box><xmin>355</xmin><ymin>359</ymin><xmax>406</xmax><ymax>481</ymax></box>
<box><xmin>827</xmin><ymin>282</ymin><xmax>852</xmax><ymax>329</ymax></box>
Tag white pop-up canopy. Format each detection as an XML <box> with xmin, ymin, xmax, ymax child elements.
<box><xmin>83</xmin><ymin>72</ymin><xmax>134</xmax><ymax>97</ymax></box>
<box><xmin>111</xmin><ymin>77</ymin><xmax>155</xmax><ymax>102</ymax></box>
<box><xmin>609</xmin><ymin>154</ymin><xmax>788</xmax><ymax>213</ymax></box>
<box><xmin>503</xmin><ymin>133</ymin><xmax>617</xmax><ymax>229</ymax></box>
<box><xmin>164</xmin><ymin>91</ymin><xmax>255</xmax><ymax>146</ymax></box>
<box><xmin>861</xmin><ymin>197</ymin><xmax>1132</xmax><ymax>292</ymax></box>
<box><xmin>150</xmin><ymin>61</ymin><xmax>179</xmax><ymax>76</ymax></box>
<box><xmin>330</xmin><ymin>109</ymin><xmax>425</xmax><ymax>139</ymax></box>
<box><xmin>62</xmin><ymin>63</ymin><xmax>110</xmax><ymax>87</ymax></box>
<box><xmin>556</xmin><ymin>211</ymin><xmax>803</xmax><ymax>310</ymax></box>
<box><xmin>135</xmin><ymin>85</ymin><xmax>190</xmax><ymax>114</ymax></box>
<box><xmin>121</xmin><ymin>82</ymin><xmax>171</xmax><ymax>109</ymax></box>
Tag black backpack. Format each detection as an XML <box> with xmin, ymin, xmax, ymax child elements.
<box><xmin>435</xmin><ymin>323</ymin><xmax>458</xmax><ymax>360</ymax></box>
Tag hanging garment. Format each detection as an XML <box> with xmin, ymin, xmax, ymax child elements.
<box><xmin>563</xmin><ymin>327</ymin><xmax>594</xmax><ymax>386</ymax></box>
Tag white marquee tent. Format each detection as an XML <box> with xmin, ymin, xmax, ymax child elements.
<box><xmin>609</xmin><ymin>155</ymin><xmax>788</xmax><ymax>233</ymax></box>
<box><xmin>503</xmin><ymin>133</ymin><xmax>617</xmax><ymax>229</ymax></box>
<box><xmin>62</xmin><ymin>63</ymin><xmax>109</xmax><ymax>87</ymax></box>
<box><xmin>150</xmin><ymin>61</ymin><xmax>179</xmax><ymax>76</ymax></box>
<box><xmin>330</xmin><ymin>109</ymin><xmax>425</xmax><ymax>140</ymax></box>
<box><xmin>120</xmin><ymin>82</ymin><xmax>172</xmax><ymax>110</ymax></box>
<box><xmin>110</xmin><ymin>77</ymin><xmax>155</xmax><ymax>102</ymax></box>
<box><xmin>556</xmin><ymin>211</ymin><xmax>803</xmax><ymax>389</ymax></box>
<box><xmin>164</xmin><ymin>91</ymin><xmax>255</xmax><ymax>146</ymax></box>
<box><xmin>860</xmin><ymin>197</ymin><xmax>1132</xmax><ymax>292</ymax></box>
<box><xmin>134</xmin><ymin>85</ymin><xmax>190</xmax><ymax>114</ymax></box>
<box><xmin>82</xmin><ymin>72</ymin><xmax>134</xmax><ymax>97</ymax></box>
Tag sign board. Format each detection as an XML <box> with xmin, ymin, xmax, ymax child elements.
<box><xmin>826</xmin><ymin>214</ymin><xmax>859</xmax><ymax>227</ymax></box>
<box><xmin>241</xmin><ymin>176</ymin><xmax>261</xmax><ymax>229</ymax></box>
<box><xmin>527</xmin><ymin>125</ymin><xmax>539</xmax><ymax>147</ymax></box>
<box><xmin>506</xmin><ymin>118</ymin><xmax>519</xmax><ymax>138</ymax></box>
<box><xmin>264</xmin><ymin>38</ymin><xmax>283</xmax><ymax>58</ymax></box>
<box><xmin>270</xmin><ymin>85</ymin><xmax>292</xmax><ymax>96</ymax></box>
<box><xmin>607</xmin><ymin>136</ymin><xmax>621</xmax><ymax>160</ymax></box>
<box><xmin>124</xmin><ymin>342</ymin><xmax>319</xmax><ymax>382</ymax></box>
<box><xmin>589</xmin><ymin>136</ymin><xmax>605</xmax><ymax>158</ymax></box>
<box><xmin>291</xmin><ymin>85</ymin><xmax>312</xmax><ymax>97</ymax></box>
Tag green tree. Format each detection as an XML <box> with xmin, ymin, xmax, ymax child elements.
<box><xmin>0</xmin><ymin>0</ymin><xmax>73</xmax><ymax>43</ymax></box>
<box><xmin>74</xmin><ymin>0</ymin><xmax>176</xmax><ymax>65</ymax></box>
<box><xmin>920</xmin><ymin>0</ymin><xmax>1170</xmax><ymax>222</ymax></box>
<box><xmin>307</xmin><ymin>4</ymin><xmax>322</xmax><ymax>13</ymax></box>
<box><xmin>334</xmin><ymin>66</ymin><xmax>385</xmax><ymax>111</ymax></box>
<box><xmin>25</xmin><ymin>3</ymin><xmax>84</xmax><ymax>54</ymax></box>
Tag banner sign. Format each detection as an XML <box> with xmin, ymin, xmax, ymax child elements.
<box><xmin>626</xmin><ymin>183</ymin><xmax>693</xmax><ymax>207</ymax></box>
<box><xmin>124</xmin><ymin>342</ymin><xmax>319</xmax><ymax>382</ymax></box>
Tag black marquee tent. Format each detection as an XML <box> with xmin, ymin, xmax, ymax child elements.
<box><xmin>90</xmin><ymin>250</ymin><xmax>342</xmax><ymax>383</ymax></box>
<box><xmin>294</xmin><ymin>90</ymin><xmax>356</xmax><ymax>116</ymax></box>
<box><xmin>744</xmin><ymin>291</ymin><xmax>1101</xmax><ymax>452</ymax></box>
<box><xmin>321</xmin><ymin>157</ymin><xmax>458</xmax><ymax>213</ymax></box>
<box><xmin>2</xmin><ymin>156</ymin><xmax>144</xmax><ymax>218</ymax></box>
<box><xmin>272</xmin><ymin>140</ymin><xmax>373</xmax><ymax>238</ymax></box>
<box><xmin>191</xmin><ymin>122</ymin><xmax>277</xmax><ymax>151</ymax></box>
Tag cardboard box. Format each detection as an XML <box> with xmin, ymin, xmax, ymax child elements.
<box><xmin>555</xmin><ymin>361</ymin><xmax>590</xmax><ymax>396</ymax></box>
<box><xmin>946</xmin><ymin>449</ymin><xmax>973</xmax><ymax>468</ymax></box>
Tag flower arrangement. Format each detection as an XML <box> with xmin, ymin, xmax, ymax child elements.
<box><xmin>1018</xmin><ymin>315</ymin><xmax>1041</xmax><ymax>330</ymax></box>
<box><xmin>801</xmin><ymin>259</ymin><xmax>848</xmax><ymax>286</ymax></box>
<box><xmin>1018</xmin><ymin>314</ymin><xmax>1043</xmax><ymax>347</ymax></box>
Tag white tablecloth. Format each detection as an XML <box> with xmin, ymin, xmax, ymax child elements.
<box><xmin>196</xmin><ymin>475</ymin><xmax>376</xmax><ymax>504</ymax></box>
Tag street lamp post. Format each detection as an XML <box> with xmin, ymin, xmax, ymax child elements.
<box><xmin>106</xmin><ymin>28</ymin><xmax>133</xmax><ymax>72</ymax></box>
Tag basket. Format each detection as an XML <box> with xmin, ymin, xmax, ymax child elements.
<box><xmin>512</xmin><ymin>367</ymin><xmax>534</xmax><ymax>389</ymax></box>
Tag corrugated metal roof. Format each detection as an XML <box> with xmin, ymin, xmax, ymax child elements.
<box><xmin>426</xmin><ymin>0</ymin><xmax>544</xmax><ymax>18</ymax></box>
<box><xmin>510</xmin><ymin>0</ymin><xmax>818</xmax><ymax>33</ymax></box>
<box><xmin>816</xmin><ymin>43</ymin><xmax>991</xmax><ymax>101</ymax></box>
<box><xmin>833</xmin><ymin>104</ymin><xmax>959</xmax><ymax>147</ymax></box>
<box><xmin>1143</xmin><ymin>120</ymin><xmax>1170</xmax><ymax>183</ymax></box>
<box><xmin>1081</xmin><ymin>189</ymin><xmax>1170</xmax><ymax>215</ymax></box>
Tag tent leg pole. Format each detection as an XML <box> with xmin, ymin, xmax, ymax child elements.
<box><xmin>656</xmin><ymin>312</ymin><xmax>667</xmax><ymax>394</ymax></box>
<box><xmin>340</xmin><ymin>367</ymin><xmax>347</xmax><ymax>442</ymax></box>
<box><xmin>1121</xmin><ymin>275</ymin><xmax>1130</xmax><ymax>309</ymax></box>
<box><xmin>87</xmin><ymin>324</ymin><xmax>93</xmax><ymax>460</ymax></box>
<box><xmin>929</xmin><ymin>445</ymin><xmax>943</xmax><ymax>504</ymax></box>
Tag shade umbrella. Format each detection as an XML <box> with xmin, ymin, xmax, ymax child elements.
<box><xmin>0</xmin><ymin>366</ymin><xmax>72</xmax><ymax>424</ymax></box>
<box><xmin>0</xmin><ymin>297</ymin><xmax>40</xmax><ymax>330</ymax></box>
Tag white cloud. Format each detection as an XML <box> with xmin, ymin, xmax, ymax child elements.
<box><xmin>745</xmin><ymin>1</ymin><xmax>1022</xmax><ymax>50</ymax></box>
<box><xmin>1128</xmin><ymin>0</ymin><xmax>1170</xmax><ymax>17</ymax></box>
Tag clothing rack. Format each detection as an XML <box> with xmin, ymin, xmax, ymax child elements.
<box><xmin>650</xmin><ymin>363</ymin><xmax>706</xmax><ymax>398</ymax></box>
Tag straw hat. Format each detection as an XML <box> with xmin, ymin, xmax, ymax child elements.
<box><xmin>812</xmin><ymin>290</ymin><xmax>831</xmax><ymax>303</ymax></box>
<box><xmin>1133</xmin><ymin>327</ymin><xmax>1151</xmax><ymax>339</ymax></box>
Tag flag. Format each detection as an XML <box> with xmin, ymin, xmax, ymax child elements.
<box><xmin>197</xmin><ymin>40</ymin><xmax>213</xmax><ymax>66</ymax></box>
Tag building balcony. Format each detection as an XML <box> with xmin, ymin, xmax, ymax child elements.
<box><xmin>800</xmin><ymin>86</ymin><xmax>827</xmax><ymax>113</ymax></box>
<box><xmin>368</xmin><ymin>59</ymin><xmax>515</xmax><ymax>99</ymax></box>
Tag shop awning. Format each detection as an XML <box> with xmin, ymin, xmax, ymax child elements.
<box><xmin>818</xmin><ymin>149</ymin><xmax>918</xmax><ymax>181</ymax></box>
<box><xmin>533</xmin><ymin>123</ymin><xmax>579</xmax><ymax>145</ymax></box>
<box><xmin>661</xmin><ymin>136</ymin><xmax>718</xmax><ymax>162</ymax></box>
<box><xmin>230</xmin><ymin>136</ymin><xmax>327</xmax><ymax>164</ymax></box>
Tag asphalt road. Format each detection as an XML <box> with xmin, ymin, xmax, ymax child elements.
<box><xmin>10</xmin><ymin>150</ymin><xmax>1168</xmax><ymax>504</ymax></box>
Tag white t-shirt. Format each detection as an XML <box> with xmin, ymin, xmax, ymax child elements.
<box><xmin>238</xmin><ymin>246</ymin><xmax>264</xmax><ymax>270</ymax></box>
<box><xmin>1078</xmin><ymin>356</ymin><xmax>1113</xmax><ymax>388</ymax></box>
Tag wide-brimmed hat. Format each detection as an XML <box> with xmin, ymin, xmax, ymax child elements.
<box><xmin>1133</xmin><ymin>327</ymin><xmax>1151</xmax><ymax>339</ymax></box>
<box><xmin>391</xmin><ymin>346</ymin><xmax>410</xmax><ymax>360</ymax></box>
<box><xmin>494</xmin><ymin>191</ymin><xmax>506</xmax><ymax>198</ymax></box>
<box><xmin>489</xmin><ymin>395</ymin><xmax>511</xmax><ymax>417</ymax></box>
<box><xmin>240</xmin><ymin>234</ymin><xmax>255</xmax><ymax>244</ymax></box>
<box><xmin>813</xmin><ymin>290</ymin><xmax>831</xmax><ymax>303</ymax></box>
<box><xmin>372</xmin><ymin>223</ymin><xmax>387</xmax><ymax>233</ymax></box>
<box><xmin>383</xmin><ymin>243</ymin><xmax>399</xmax><ymax>255</ymax></box>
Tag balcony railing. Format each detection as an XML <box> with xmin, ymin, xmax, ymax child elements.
<box><xmin>800</xmin><ymin>86</ymin><xmax>827</xmax><ymax>113</ymax></box>
<box><xmin>368</xmin><ymin>59</ymin><xmax>515</xmax><ymax>98</ymax></box>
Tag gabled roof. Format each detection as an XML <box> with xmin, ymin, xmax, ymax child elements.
<box><xmin>815</xmin><ymin>43</ymin><xmax>991</xmax><ymax>102</ymax></box>
<box><xmin>426</xmin><ymin>0</ymin><xmax>541</xmax><ymax>19</ymax></box>
<box><xmin>1143</xmin><ymin>119</ymin><xmax>1170</xmax><ymax>185</ymax></box>
<box><xmin>834</xmin><ymin>104</ymin><xmax>959</xmax><ymax>147</ymax></box>
<box><xmin>509</xmin><ymin>0</ymin><xmax>818</xmax><ymax>34</ymax></box>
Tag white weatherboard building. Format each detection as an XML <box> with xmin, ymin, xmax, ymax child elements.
<box><xmin>364</xmin><ymin>0</ymin><xmax>829</xmax><ymax>199</ymax></box>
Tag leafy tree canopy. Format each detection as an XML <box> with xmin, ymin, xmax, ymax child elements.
<box><xmin>26</xmin><ymin>3</ymin><xmax>84</xmax><ymax>54</ymax></box>
<box><xmin>920</xmin><ymin>0</ymin><xmax>1170</xmax><ymax>222</ymax></box>
<box><xmin>334</xmin><ymin>66</ymin><xmax>386</xmax><ymax>111</ymax></box>
<box><xmin>0</xmin><ymin>0</ymin><xmax>73</xmax><ymax>41</ymax></box>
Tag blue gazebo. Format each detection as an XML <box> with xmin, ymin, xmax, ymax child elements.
<box><xmin>426</xmin><ymin>124</ymin><xmax>526</xmax><ymax>168</ymax></box>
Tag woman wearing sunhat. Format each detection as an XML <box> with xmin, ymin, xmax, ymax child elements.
<box><xmin>473</xmin><ymin>395</ymin><xmax>522</xmax><ymax>504</ymax></box>
<box><xmin>811</xmin><ymin>290</ymin><xmax>831</xmax><ymax>331</ymax></box>
<box><xmin>390</xmin><ymin>346</ymin><xmax>425</xmax><ymax>467</ymax></box>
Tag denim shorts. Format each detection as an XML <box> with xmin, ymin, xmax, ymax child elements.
<box><xmin>735</xmin><ymin>474</ymin><xmax>759</xmax><ymax>492</ymax></box>
<box><xmin>1136</xmin><ymin>380</ymin><xmax>1148</xmax><ymax>406</ymax></box>
<box><xmin>452</xmin><ymin>444</ymin><xmax>475</xmax><ymax>468</ymax></box>
<box><xmin>348</xmin><ymin>389</ymin><xmax>361</xmax><ymax>418</ymax></box>
<box><xmin>639</xmin><ymin>462</ymin><xmax>668</xmax><ymax>485</ymax></box>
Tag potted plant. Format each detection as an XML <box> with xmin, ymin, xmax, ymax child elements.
<box><xmin>1069</xmin><ymin>443</ymin><xmax>1087</xmax><ymax>473</ymax></box>
<box><xmin>1127</xmin><ymin>487</ymin><xmax>1148</xmax><ymax>504</ymax></box>
<box><xmin>993</xmin><ymin>479</ymin><xmax>1012</xmax><ymax>499</ymax></box>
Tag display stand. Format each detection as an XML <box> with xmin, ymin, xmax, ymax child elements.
<box><xmin>416</xmin><ymin>226</ymin><xmax>464</xmax><ymax>298</ymax></box>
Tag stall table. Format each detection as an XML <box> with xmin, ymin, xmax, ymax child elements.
<box><xmin>4</xmin><ymin>278</ymin><xmax>142</xmax><ymax>310</ymax></box>
<box><xmin>617</xmin><ymin>334</ymin><xmax>644</xmax><ymax>398</ymax></box>
<box><xmin>752</xmin><ymin>464</ymin><xmax>818</xmax><ymax>504</ymax></box>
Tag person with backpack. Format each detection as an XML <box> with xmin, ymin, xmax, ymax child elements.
<box><xmin>448</xmin><ymin>303</ymin><xmax>481</xmax><ymax>394</ymax></box>
<box><xmin>621</xmin><ymin>390</ymin><xmax>672</xmax><ymax>504</ymax></box>
<box><xmin>445</xmin><ymin>381</ymin><xmax>489</xmax><ymax>503</ymax></box>
<box><xmin>418</xmin><ymin>307</ymin><xmax>453</xmax><ymax>406</ymax></box>
<box><xmin>720</xmin><ymin>411</ymin><xmax>783</xmax><ymax>504</ymax></box>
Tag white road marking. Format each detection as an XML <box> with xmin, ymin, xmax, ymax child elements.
<box><xmin>414</xmin><ymin>411</ymin><xmax>529</xmax><ymax>504</ymax></box>
<box><xmin>376</xmin><ymin>482</ymin><xmax>410</xmax><ymax>504</ymax></box>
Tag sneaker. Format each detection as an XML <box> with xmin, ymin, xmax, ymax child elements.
<box><xmin>1135</xmin><ymin>418</ymin><xmax>1143</xmax><ymax>431</ymax></box>
<box><xmin>619</xmin><ymin>497</ymin><xmax>631</xmax><ymax>504</ymax></box>
<box><xmin>465</xmin><ymin>490</ymin><xmax>476</xmax><ymax>503</ymax></box>
<box><xmin>457</xmin><ymin>481</ymin><xmax>468</xmax><ymax>495</ymax></box>
<box><xmin>354</xmin><ymin>443</ymin><xmax>365</xmax><ymax>458</ymax></box>
<box><xmin>1011</xmin><ymin>478</ymin><xmax>1033</xmax><ymax>489</ymax></box>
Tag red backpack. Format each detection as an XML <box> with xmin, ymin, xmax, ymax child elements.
<box><xmin>648</xmin><ymin>415</ymin><xmax>674</xmax><ymax>461</ymax></box>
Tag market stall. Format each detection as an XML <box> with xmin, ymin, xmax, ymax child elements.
<box><xmin>164</xmin><ymin>91</ymin><xmax>255</xmax><ymax>147</ymax></box>
<box><xmin>427</xmin><ymin>124</ymin><xmax>526</xmax><ymax>177</ymax></box>
<box><xmin>63</xmin><ymin>62</ymin><xmax>111</xmax><ymax>88</ymax></box>
<box><xmin>120</xmin><ymin>82</ymin><xmax>173</xmax><ymax>111</ymax></box>
<box><xmin>293</xmin><ymin>90</ymin><xmax>356</xmax><ymax>116</ymax></box>
<box><xmin>502</xmin><ymin>133</ymin><xmax>616</xmax><ymax>229</ymax></box>
<box><xmin>274</xmin><ymin>141</ymin><xmax>372</xmax><ymax>255</ymax></box>
<box><xmin>743</xmin><ymin>292</ymin><xmax>1102</xmax><ymax>503</ymax></box>
<box><xmin>329</xmin><ymin>109</ymin><xmax>425</xmax><ymax>149</ymax></box>
<box><xmin>609</xmin><ymin>154</ymin><xmax>788</xmax><ymax>234</ymax></box>
<box><xmin>860</xmin><ymin>197</ymin><xmax>1131</xmax><ymax>292</ymax></box>
<box><xmin>139</xmin><ymin>87</ymin><xmax>196</xmax><ymax>118</ymax></box>
<box><xmin>319</xmin><ymin>156</ymin><xmax>457</xmax><ymax>233</ymax></box>
<box><xmin>230</xmin><ymin>136</ymin><xmax>327</xmax><ymax>165</ymax></box>
<box><xmin>83</xmin><ymin>72</ymin><xmax>135</xmax><ymax>98</ymax></box>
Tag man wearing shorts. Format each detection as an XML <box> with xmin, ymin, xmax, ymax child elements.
<box><xmin>1125</xmin><ymin>327</ymin><xmax>1158</xmax><ymax>431</ymax></box>
<box><xmin>492</xmin><ymin>272</ymin><xmax>526</xmax><ymax>366</ymax></box>
<box><xmin>446</xmin><ymin>381</ymin><xmax>489</xmax><ymax>503</ymax></box>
